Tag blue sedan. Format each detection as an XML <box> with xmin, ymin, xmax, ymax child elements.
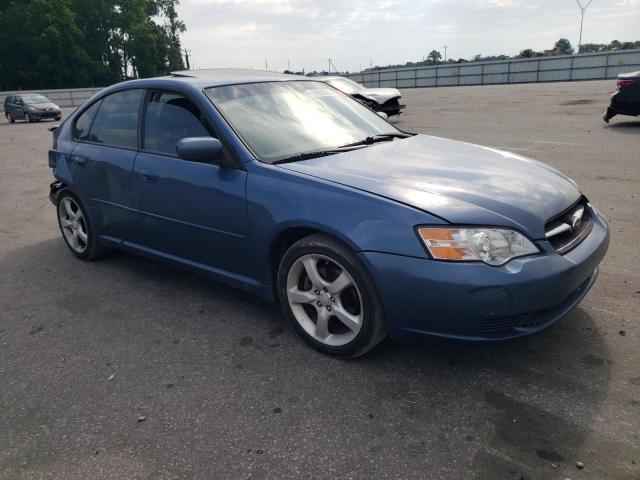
<box><xmin>48</xmin><ymin>70</ymin><xmax>609</xmax><ymax>357</ymax></box>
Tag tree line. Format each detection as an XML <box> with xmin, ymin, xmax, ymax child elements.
<box><xmin>0</xmin><ymin>0</ymin><xmax>186</xmax><ymax>91</ymax></box>
<box><xmin>368</xmin><ymin>38</ymin><xmax>640</xmax><ymax>71</ymax></box>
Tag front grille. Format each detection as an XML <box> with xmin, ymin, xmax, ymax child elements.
<box><xmin>545</xmin><ymin>198</ymin><xmax>593</xmax><ymax>254</ymax></box>
<box><xmin>478</xmin><ymin>313</ymin><xmax>551</xmax><ymax>337</ymax></box>
<box><xmin>477</xmin><ymin>271</ymin><xmax>596</xmax><ymax>338</ymax></box>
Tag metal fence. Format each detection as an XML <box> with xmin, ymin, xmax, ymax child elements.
<box><xmin>0</xmin><ymin>87</ymin><xmax>103</xmax><ymax>113</ymax></box>
<box><xmin>346</xmin><ymin>49</ymin><xmax>640</xmax><ymax>89</ymax></box>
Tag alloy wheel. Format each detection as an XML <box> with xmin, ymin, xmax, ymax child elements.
<box><xmin>286</xmin><ymin>254</ymin><xmax>363</xmax><ymax>347</ymax></box>
<box><xmin>58</xmin><ymin>197</ymin><xmax>88</xmax><ymax>253</ymax></box>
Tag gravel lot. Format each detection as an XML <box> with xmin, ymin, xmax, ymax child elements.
<box><xmin>1</xmin><ymin>80</ymin><xmax>639</xmax><ymax>480</ymax></box>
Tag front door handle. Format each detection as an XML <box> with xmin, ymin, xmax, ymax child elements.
<box><xmin>138</xmin><ymin>168</ymin><xmax>158</xmax><ymax>182</ymax></box>
<box><xmin>70</xmin><ymin>155</ymin><xmax>87</xmax><ymax>166</ymax></box>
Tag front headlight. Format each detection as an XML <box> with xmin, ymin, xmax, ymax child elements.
<box><xmin>417</xmin><ymin>227</ymin><xmax>539</xmax><ymax>266</ymax></box>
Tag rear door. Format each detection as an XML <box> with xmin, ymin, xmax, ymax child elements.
<box><xmin>69</xmin><ymin>89</ymin><xmax>143</xmax><ymax>242</ymax></box>
<box><xmin>128</xmin><ymin>90</ymin><xmax>248</xmax><ymax>275</ymax></box>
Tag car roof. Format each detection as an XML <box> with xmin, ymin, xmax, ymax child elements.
<box><xmin>91</xmin><ymin>70</ymin><xmax>330</xmax><ymax>102</ymax></box>
<box><xmin>168</xmin><ymin>69</ymin><xmax>315</xmax><ymax>87</ymax></box>
<box><xmin>319</xmin><ymin>76</ymin><xmax>354</xmax><ymax>82</ymax></box>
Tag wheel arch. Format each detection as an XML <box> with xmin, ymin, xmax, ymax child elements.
<box><xmin>268</xmin><ymin>225</ymin><xmax>362</xmax><ymax>300</ymax></box>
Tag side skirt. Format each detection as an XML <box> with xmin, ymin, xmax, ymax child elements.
<box><xmin>98</xmin><ymin>235</ymin><xmax>274</xmax><ymax>301</ymax></box>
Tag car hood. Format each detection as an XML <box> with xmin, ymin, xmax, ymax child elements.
<box><xmin>361</xmin><ymin>88</ymin><xmax>401</xmax><ymax>104</ymax></box>
<box><xmin>279</xmin><ymin>134</ymin><xmax>581</xmax><ymax>239</ymax></box>
<box><xmin>28</xmin><ymin>102</ymin><xmax>58</xmax><ymax>110</ymax></box>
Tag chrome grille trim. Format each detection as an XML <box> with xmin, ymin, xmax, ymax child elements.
<box><xmin>545</xmin><ymin>199</ymin><xmax>593</xmax><ymax>254</ymax></box>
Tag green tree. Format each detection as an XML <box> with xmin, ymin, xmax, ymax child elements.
<box><xmin>554</xmin><ymin>38</ymin><xmax>574</xmax><ymax>55</ymax></box>
<box><xmin>0</xmin><ymin>0</ymin><xmax>186</xmax><ymax>90</ymax></box>
<box><xmin>518</xmin><ymin>49</ymin><xmax>536</xmax><ymax>58</ymax></box>
<box><xmin>0</xmin><ymin>0</ymin><xmax>92</xmax><ymax>89</ymax></box>
<box><xmin>427</xmin><ymin>50</ymin><xmax>442</xmax><ymax>65</ymax></box>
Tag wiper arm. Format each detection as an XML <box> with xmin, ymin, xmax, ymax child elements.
<box><xmin>338</xmin><ymin>132</ymin><xmax>412</xmax><ymax>149</ymax></box>
<box><xmin>273</xmin><ymin>148</ymin><xmax>355</xmax><ymax>164</ymax></box>
<box><xmin>273</xmin><ymin>133</ymin><xmax>411</xmax><ymax>164</ymax></box>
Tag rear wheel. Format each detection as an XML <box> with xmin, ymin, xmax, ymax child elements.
<box><xmin>277</xmin><ymin>234</ymin><xmax>387</xmax><ymax>358</ymax></box>
<box><xmin>56</xmin><ymin>190</ymin><xmax>108</xmax><ymax>260</ymax></box>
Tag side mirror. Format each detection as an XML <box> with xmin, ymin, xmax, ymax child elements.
<box><xmin>377</xmin><ymin>111</ymin><xmax>389</xmax><ymax>119</ymax></box>
<box><xmin>176</xmin><ymin>137</ymin><xmax>226</xmax><ymax>165</ymax></box>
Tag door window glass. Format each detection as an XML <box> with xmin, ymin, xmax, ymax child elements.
<box><xmin>88</xmin><ymin>89</ymin><xmax>143</xmax><ymax>149</ymax></box>
<box><xmin>143</xmin><ymin>92</ymin><xmax>210</xmax><ymax>156</ymax></box>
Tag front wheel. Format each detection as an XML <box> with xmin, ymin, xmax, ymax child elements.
<box><xmin>24</xmin><ymin>112</ymin><xmax>31</xmax><ymax>123</ymax></box>
<box><xmin>54</xmin><ymin>116</ymin><xmax>61</xmax><ymax>121</ymax></box>
<box><xmin>6</xmin><ymin>112</ymin><xmax>14</xmax><ymax>123</ymax></box>
<box><xmin>277</xmin><ymin>234</ymin><xmax>387</xmax><ymax>358</ymax></box>
<box><xmin>56</xmin><ymin>190</ymin><xmax>108</xmax><ymax>260</ymax></box>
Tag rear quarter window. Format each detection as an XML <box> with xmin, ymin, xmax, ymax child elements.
<box><xmin>73</xmin><ymin>100</ymin><xmax>102</xmax><ymax>141</ymax></box>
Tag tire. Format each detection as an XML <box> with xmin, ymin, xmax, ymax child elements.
<box><xmin>277</xmin><ymin>233</ymin><xmax>388</xmax><ymax>358</ymax></box>
<box><xmin>54</xmin><ymin>116</ymin><xmax>61</xmax><ymax>121</ymax></box>
<box><xmin>603</xmin><ymin>108</ymin><xmax>616</xmax><ymax>123</ymax></box>
<box><xmin>56</xmin><ymin>190</ymin><xmax>108</xmax><ymax>260</ymax></box>
<box><xmin>7</xmin><ymin>112</ymin><xmax>15</xmax><ymax>123</ymax></box>
<box><xmin>24</xmin><ymin>112</ymin><xmax>31</xmax><ymax>123</ymax></box>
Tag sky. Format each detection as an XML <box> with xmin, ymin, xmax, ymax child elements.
<box><xmin>178</xmin><ymin>0</ymin><xmax>640</xmax><ymax>73</ymax></box>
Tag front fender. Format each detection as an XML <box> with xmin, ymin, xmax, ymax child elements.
<box><xmin>245</xmin><ymin>162</ymin><xmax>446</xmax><ymax>286</ymax></box>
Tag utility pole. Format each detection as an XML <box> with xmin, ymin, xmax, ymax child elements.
<box><xmin>184</xmin><ymin>49</ymin><xmax>191</xmax><ymax>70</ymax></box>
<box><xmin>265</xmin><ymin>58</ymin><xmax>268</xmax><ymax>71</ymax></box>
<box><xmin>287</xmin><ymin>59</ymin><xmax>290</xmax><ymax>71</ymax></box>
<box><xmin>575</xmin><ymin>0</ymin><xmax>593</xmax><ymax>54</ymax></box>
<box><xmin>443</xmin><ymin>45</ymin><xmax>448</xmax><ymax>62</ymax></box>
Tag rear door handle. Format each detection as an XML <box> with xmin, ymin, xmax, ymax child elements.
<box><xmin>138</xmin><ymin>168</ymin><xmax>158</xmax><ymax>182</ymax></box>
<box><xmin>70</xmin><ymin>155</ymin><xmax>87</xmax><ymax>166</ymax></box>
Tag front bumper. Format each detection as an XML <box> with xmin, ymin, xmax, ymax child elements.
<box><xmin>359</xmin><ymin>207</ymin><xmax>609</xmax><ymax>342</ymax></box>
<box><xmin>373</xmin><ymin>102</ymin><xmax>406</xmax><ymax>114</ymax></box>
<box><xmin>28</xmin><ymin>109</ymin><xmax>61</xmax><ymax>119</ymax></box>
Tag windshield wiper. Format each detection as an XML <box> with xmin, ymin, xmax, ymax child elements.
<box><xmin>338</xmin><ymin>132</ymin><xmax>412</xmax><ymax>149</ymax></box>
<box><xmin>272</xmin><ymin>133</ymin><xmax>412</xmax><ymax>165</ymax></box>
<box><xmin>273</xmin><ymin>145</ymin><xmax>367</xmax><ymax>164</ymax></box>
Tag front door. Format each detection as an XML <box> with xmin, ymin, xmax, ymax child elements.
<box><xmin>129</xmin><ymin>90</ymin><xmax>249</xmax><ymax>276</ymax></box>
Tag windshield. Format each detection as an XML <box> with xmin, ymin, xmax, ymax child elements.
<box><xmin>21</xmin><ymin>94</ymin><xmax>50</xmax><ymax>104</ymax></box>
<box><xmin>205</xmin><ymin>81</ymin><xmax>400</xmax><ymax>163</ymax></box>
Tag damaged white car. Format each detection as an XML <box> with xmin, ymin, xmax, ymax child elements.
<box><xmin>321</xmin><ymin>76</ymin><xmax>406</xmax><ymax>117</ymax></box>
